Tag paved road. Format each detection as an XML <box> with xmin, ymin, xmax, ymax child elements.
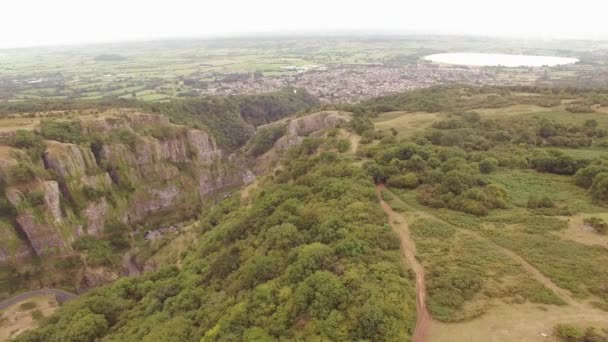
<box><xmin>0</xmin><ymin>289</ymin><xmax>77</xmax><ymax>311</ymax></box>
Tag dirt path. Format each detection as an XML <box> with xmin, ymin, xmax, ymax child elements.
<box><xmin>489</xmin><ymin>241</ymin><xmax>579</xmax><ymax>307</ymax></box>
<box><xmin>376</xmin><ymin>184</ymin><xmax>431</xmax><ymax>342</ymax></box>
<box><xmin>382</xmin><ymin>187</ymin><xmax>579</xmax><ymax>307</ymax></box>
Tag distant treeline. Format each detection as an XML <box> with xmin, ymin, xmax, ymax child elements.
<box><xmin>314</xmin><ymin>85</ymin><xmax>608</xmax><ymax>116</ymax></box>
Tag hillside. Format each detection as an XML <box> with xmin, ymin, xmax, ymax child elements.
<box><xmin>0</xmin><ymin>89</ymin><xmax>319</xmax><ymax>299</ymax></box>
<box><xmin>6</xmin><ymin>85</ymin><xmax>608</xmax><ymax>341</ymax></box>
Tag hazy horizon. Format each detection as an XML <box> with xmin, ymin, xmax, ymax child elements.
<box><xmin>2</xmin><ymin>0</ymin><xmax>608</xmax><ymax>49</ymax></box>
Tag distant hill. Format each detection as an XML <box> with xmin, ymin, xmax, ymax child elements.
<box><xmin>94</xmin><ymin>54</ymin><xmax>127</xmax><ymax>61</ymax></box>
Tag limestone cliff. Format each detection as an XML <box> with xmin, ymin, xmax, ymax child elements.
<box><xmin>253</xmin><ymin>111</ymin><xmax>351</xmax><ymax>174</ymax></box>
<box><xmin>0</xmin><ymin>110</ymin><xmax>253</xmax><ymax>265</ymax></box>
<box><xmin>273</xmin><ymin>111</ymin><xmax>351</xmax><ymax>150</ymax></box>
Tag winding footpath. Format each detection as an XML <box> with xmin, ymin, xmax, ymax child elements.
<box><xmin>376</xmin><ymin>184</ymin><xmax>431</xmax><ymax>342</ymax></box>
<box><xmin>0</xmin><ymin>289</ymin><xmax>77</xmax><ymax>311</ymax></box>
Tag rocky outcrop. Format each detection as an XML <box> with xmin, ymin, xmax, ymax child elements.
<box><xmin>273</xmin><ymin>111</ymin><xmax>350</xmax><ymax>150</ymax></box>
<box><xmin>79</xmin><ymin>116</ymin><xmax>129</xmax><ymax>134</ymax></box>
<box><xmin>253</xmin><ymin>111</ymin><xmax>351</xmax><ymax>174</ymax></box>
<box><xmin>124</xmin><ymin>112</ymin><xmax>170</xmax><ymax>127</ymax></box>
<box><xmin>187</xmin><ymin>129</ymin><xmax>221</xmax><ymax>162</ymax></box>
<box><xmin>43</xmin><ymin>141</ymin><xmax>97</xmax><ymax>179</ymax></box>
<box><xmin>127</xmin><ymin>186</ymin><xmax>181</xmax><ymax>222</ymax></box>
<box><xmin>16</xmin><ymin>213</ymin><xmax>67</xmax><ymax>257</ymax></box>
<box><xmin>0</xmin><ymin>220</ymin><xmax>33</xmax><ymax>264</ymax></box>
<box><xmin>42</xmin><ymin>181</ymin><xmax>62</xmax><ymax>223</ymax></box>
<box><xmin>78</xmin><ymin>267</ymin><xmax>119</xmax><ymax>290</ymax></box>
<box><xmin>0</xmin><ymin>110</ymin><xmax>253</xmax><ymax>265</ymax></box>
<box><xmin>83</xmin><ymin>198</ymin><xmax>108</xmax><ymax>237</ymax></box>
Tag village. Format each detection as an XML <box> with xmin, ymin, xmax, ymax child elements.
<box><xmin>204</xmin><ymin>63</ymin><xmax>502</xmax><ymax>102</ymax></box>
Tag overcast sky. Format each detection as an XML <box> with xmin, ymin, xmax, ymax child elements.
<box><xmin>1</xmin><ymin>0</ymin><xmax>606</xmax><ymax>48</ymax></box>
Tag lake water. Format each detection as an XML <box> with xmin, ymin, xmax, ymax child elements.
<box><xmin>424</xmin><ymin>52</ymin><xmax>578</xmax><ymax>67</ymax></box>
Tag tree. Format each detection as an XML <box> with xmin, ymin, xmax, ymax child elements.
<box><xmin>56</xmin><ymin>308</ymin><xmax>109</xmax><ymax>342</ymax></box>
<box><xmin>295</xmin><ymin>271</ymin><xmax>347</xmax><ymax>319</ymax></box>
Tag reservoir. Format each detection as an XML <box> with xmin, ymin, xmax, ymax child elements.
<box><xmin>424</xmin><ymin>52</ymin><xmax>578</xmax><ymax>67</ymax></box>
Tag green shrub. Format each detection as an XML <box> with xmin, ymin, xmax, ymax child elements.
<box><xmin>387</xmin><ymin>173</ymin><xmax>419</xmax><ymax>189</ymax></box>
<box><xmin>72</xmin><ymin>237</ymin><xmax>119</xmax><ymax>267</ymax></box>
<box><xmin>82</xmin><ymin>186</ymin><xmax>106</xmax><ymax>202</ymax></box>
<box><xmin>479</xmin><ymin>157</ymin><xmax>498</xmax><ymax>174</ymax></box>
<box><xmin>26</xmin><ymin>191</ymin><xmax>45</xmax><ymax>207</ymax></box>
<box><xmin>336</xmin><ymin>139</ymin><xmax>351</xmax><ymax>153</ymax></box>
<box><xmin>247</xmin><ymin>124</ymin><xmax>285</xmax><ymax>157</ymax></box>
<box><xmin>40</xmin><ymin>120</ymin><xmax>86</xmax><ymax>144</ymax></box>
<box><xmin>591</xmin><ymin>172</ymin><xmax>608</xmax><ymax>201</ymax></box>
<box><xmin>555</xmin><ymin>323</ymin><xmax>583</xmax><ymax>341</ymax></box>
<box><xmin>8</xmin><ymin>163</ymin><xmax>36</xmax><ymax>183</ymax></box>
<box><xmin>10</xmin><ymin>130</ymin><xmax>45</xmax><ymax>159</ymax></box>
<box><xmin>111</xmin><ymin>128</ymin><xmax>138</xmax><ymax>149</ymax></box>
<box><xmin>527</xmin><ymin>195</ymin><xmax>555</xmax><ymax>209</ymax></box>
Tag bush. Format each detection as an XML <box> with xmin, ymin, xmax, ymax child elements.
<box><xmin>8</xmin><ymin>163</ymin><xmax>36</xmax><ymax>183</ymax></box>
<box><xmin>479</xmin><ymin>157</ymin><xmax>498</xmax><ymax>174</ymax></box>
<box><xmin>26</xmin><ymin>191</ymin><xmax>45</xmax><ymax>207</ymax></box>
<box><xmin>591</xmin><ymin>172</ymin><xmax>608</xmax><ymax>201</ymax></box>
<box><xmin>247</xmin><ymin>124</ymin><xmax>285</xmax><ymax>157</ymax></box>
<box><xmin>566</xmin><ymin>104</ymin><xmax>594</xmax><ymax>113</ymax></box>
<box><xmin>555</xmin><ymin>323</ymin><xmax>583</xmax><ymax>341</ymax></box>
<box><xmin>336</xmin><ymin>139</ymin><xmax>351</xmax><ymax>153</ymax></box>
<box><xmin>72</xmin><ymin>237</ymin><xmax>119</xmax><ymax>267</ymax></box>
<box><xmin>10</xmin><ymin>130</ymin><xmax>45</xmax><ymax>159</ymax></box>
<box><xmin>527</xmin><ymin>195</ymin><xmax>555</xmax><ymax>209</ymax></box>
<box><xmin>583</xmin><ymin>217</ymin><xmax>608</xmax><ymax>234</ymax></box>
<box><xmin>82</xmin><ymin>186</ymin><xmax>105</xmax><ymax>202</ymax></box>
<box><xmin>387</xmin><ymin>173</ymin><xmax>419</xmax><ymax>189</ymax></box>
<box><xmin>40</xmin><ymin>120</ymin><xmax>86</xmax><ymax>144</ymax></box>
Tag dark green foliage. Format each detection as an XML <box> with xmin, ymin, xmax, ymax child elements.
<box><xmin>21</xmin><ymin>139</ymin><xmax>414</xmax><ymax>341</ymax></box>
<box><xmin>143</xmin><ymin>88</ymin><xmax>318</xmax><ymax>149</ymax></box>
<box><xmin>336</xmin><ymin>139</ymin><xmax>351</xmax><ymax>153</ymax></box>
<box><xmin>349</xmin><ymin>117</ymin><xmax>374</xmax><ymax>134</ymax></box>
<box><xmin>25</xmin><ymin>191</ymin><xmax>45</xmax><ymax>207</ymax></box>
<box><xmin>479</xmin><ymin>157</ymin><xmax>498</xmax><ymax>174</ymax></box>
<box><xmin>295</xmin><ymin>271</ymin><xmax>347</xmax><ymax>319</ymax></box>
<box><xmin>237</xmin><ymin>87</ymin><xmax>319</xmax><ymax>126</ymax></box>
<box><xmin>72</xmin><ymin>237</ymin><xmax>120</xmax><ymax>267</ymax></box>
<box><xmin>247</xmin><ymin>124</ymin><xmax>286</xmax><ymax>157</ymax></box>
<box><xmin>8</xmin><ymin>163</ymin><xmax>36</xmax><ymax>183</ymax></box>
<box><xmin>39</xmin><ymin>120</ymin><xmax>87</xmax><ymax>144</ymax></box>
<box><xmin>387</xmin><ymin>173</ymin><xmax>419</xmax><ymax>189</ymax></box>
<box><xmin>9</xmin><ymin>130</ymin><xmax>45</xmax><ymax>159</ymax></box>
<box><xmin>574</xmin><ymin>159</ymin><xmax>608</xmax><ymax>188</ymax></box>
<box><xmin>591</xmin><ymin>172</ymin><xmax>608</xmax><ymax>201</ymax></box>
<box><xmin>110</xmin><ymin>128</ymin><xmax>138</xmax><ymax>149</ymax></box>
